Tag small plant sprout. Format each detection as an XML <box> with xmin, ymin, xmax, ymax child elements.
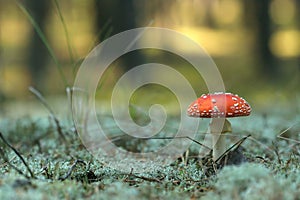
<box><xmin>187</xmin><ymin>92</ymin><xmax>251</xmax><ymax>161</ymax></box>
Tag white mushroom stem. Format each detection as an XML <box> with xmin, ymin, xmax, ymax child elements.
<box><xmin>209</xmin><ymin>118</ymin><xmax>232</xmax><ymax>161</ymax></box>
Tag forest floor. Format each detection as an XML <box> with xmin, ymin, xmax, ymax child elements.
<box><xmin>0</xmin><ymin>101</ymin><xmax>299</xmax><ymax>200</ymax></box>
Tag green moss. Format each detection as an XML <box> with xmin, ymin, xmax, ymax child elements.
<box><xmin>0</xmin><ymin>110</ymin><xmax>299</xmax><ymax>199</ymax></box>
<box><xmin>203</xmin><ymin>163</ymin><xmax>300</xmax><ymax>200</ymax></box>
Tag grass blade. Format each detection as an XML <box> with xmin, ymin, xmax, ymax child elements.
<box><xmin>16</xmin><ymin>1</ymin><xmax>68</xmax><ymax>87</ymax></box>
<box><xmin>0</xmin><ymin>132</ymin><xmax>35</xmax><ymax>179</ymax></box>
<box><xmin>53</xmin><ymin>0</ymin><xmax>75</xmax><ymax>65</ymax></box>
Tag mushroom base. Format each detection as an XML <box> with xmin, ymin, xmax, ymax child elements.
<box><xmin>209</xmin><ymin>118</ymin><xmax>232</xmax><ymax>161</ymax></box>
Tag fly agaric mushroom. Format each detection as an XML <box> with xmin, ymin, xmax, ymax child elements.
<box><xmin>187</xmin><ymin>92</ymin><xmax>251</xmax><ymax>161</ymax></box>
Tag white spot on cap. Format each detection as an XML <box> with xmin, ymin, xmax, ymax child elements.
<box><xmin>232</xmin><ymin>97</ymin><xmax>238</xmax><ymax>101</ymax></box>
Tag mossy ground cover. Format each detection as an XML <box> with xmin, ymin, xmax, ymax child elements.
<box><xmin>0</xmin><ymin>105</ymin><xmax>299</xmax><ymax>199</ymax></box>
<box><xmin>1</xmin><ymin>1</ymin><xmax>299</xmax><ymax>199</ymax></box>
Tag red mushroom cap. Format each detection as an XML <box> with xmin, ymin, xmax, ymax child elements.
<box><xmin>187</xmin><ymin>92</ymin><xmax>251</xmax><ymax>118</ymax></box>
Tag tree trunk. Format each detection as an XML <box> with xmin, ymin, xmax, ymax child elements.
<box><xmin>244</xmin><ymin>0</ymin><xmax>278</xmax><ymax>81</ymax></box>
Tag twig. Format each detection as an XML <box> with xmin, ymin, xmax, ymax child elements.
<box><xmin>0</xmin><ymin>148</ymin><xmax>30</xmax><ymax>179</ymax></box>
<box><xmin>131</xmin><ymin>174</ymin><xmax>163</xmax><ymax>183</ymax></box>
<box><xmin>59</xmin><ymin>159</ymin><xmax>86</xmax><ymax>181</ymax></box>
<box><xmin>29</xmin><ymin>86</ymin><xmax>67</xmax><ymax>142</ymax></box>
<box><xmin>108</xmin><ymin>134</ymin><xmax>212</xmax><ymax>151</ymax></box>
<box><xmin>124</xmin><ymin>168</ymin><xmax>163</xmax><ymax>183</ymax></box>
<box><xmin>277</xmin><ymin>122</ymin><xmax>300</xmax><ymax>144</ymax></box>
<box><xmin>246</xmin><ymin>134</ymin><xmax>276</xmax><ymax>157</ymax></box>
<box><xmin>66</xmin><ymin>87</ymin><xmax>78</xmax><ymax>135</ymax></box>
<box><xmin>272</xmin><ymin>141</ymin><xmax>282</xmax><ymax>165</ymax></box>
<box><xmin>255</xmin><ymin>156</ymin><xmax>269</xmax><ymax>163</ymax></box>
<box><xmin>150</xmin><ymin>136</ymin><xmax>212</xmax><ymax>151</ymax></box>
<box><xmin>0</xmin><ymin>132</ymin><xmax>35</xmax><ymax>179</ymax></box>
<box><xmin>215</xmin><ymin>134</ymin><xmax>251</xmax><ymax>163</ymax></box>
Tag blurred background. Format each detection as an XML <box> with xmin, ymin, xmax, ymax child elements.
<box><xmin>0</xmin><ymin>0</ymin><xmax>299</xmax><ymax>117</ymax></box>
